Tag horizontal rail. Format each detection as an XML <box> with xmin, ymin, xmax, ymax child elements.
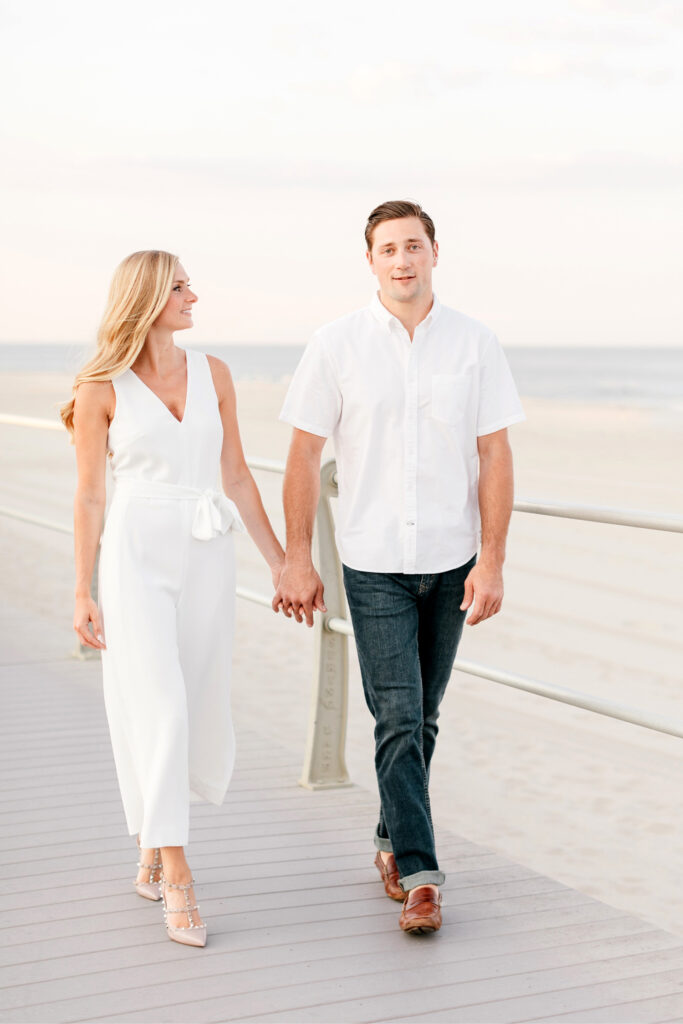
<box><xmin>0</xmin><ymin>414</ymin><xmax>287</xmax><ymax>475</ymax></box>
<box><xmin>235</xmin><ymin>586</ymin><xmax>274</xmax><ymax>609</ymax></box>
<box><xmin>325</xmin><ymin>616</ymin><xmax>353</xmax><ymax>636</ymax></box>
<box><xmin>3</xmin><ymin>413</ymin><xmax>683</xmax><ymax>534</ymax></box>
<box><xmin>246</xmin><ymin>457</ymin><xmax>286</xmax><ymax>475</ymax></box>
<box><xmin>5</xmin><ymin>412</ymin><xmax>681</xmax><ymax>784</ymax></box>
<box><xmin>325</xmin><ymin>474</ymin><xmax>683</xmax><ymax>534</ymax></box>
<box><xmin>6</xmin><ymin>491</ymin><xmax>681</xmax><ymax>739</ymax></box>
<box><xmin>0</xmin><ymin>509</ymin><xmax>278</xmax><ymax>614</ymax></box>
<box><xmin>0</xmin><ymin>413</ymin><xmax>63</xmax><ymax>431</ymax></box>
<box><xmin>451</xmin><ymin>658</ymin><xmax>683</xmax><ymax>740</ymax></box>
<box><xmin>0</xmin><ymin>505</ymin><xmax>73</xmax><ymax>535</ymax></box>
<box><xmin>325</xmin><ymin>616</ymin><xmax>683</xmax><ymax>741</ymax></box>
<box><xmin>2</xmin><ymin>490</ymin><xmax>683</xmax><ymax>743</ymax></box>
<box><xmin>514</xmin><ymin>497</ymin><xmax>683</xmax><ymax>534</ymax></box>
<box><xmin>2</xmin><ymin>485</ymin><xmax>678</xmax><ymax>739</ymax></box>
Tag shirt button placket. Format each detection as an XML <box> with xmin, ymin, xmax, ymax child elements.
<box><xmin>404</xmin><ymin>339</ymin><xmax>418</xmax><ymax>573</ymax></box>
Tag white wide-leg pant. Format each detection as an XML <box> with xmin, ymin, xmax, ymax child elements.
<box><xmin>99</xmin><ymin>494</ymin><xmax>236</xmax><ymax>848</ymax></box>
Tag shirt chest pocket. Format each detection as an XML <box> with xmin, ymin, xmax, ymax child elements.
<box><xmin>431</xmin><ymin>372</ymin><xmax>474</xmax><ymax>425</ymax></box>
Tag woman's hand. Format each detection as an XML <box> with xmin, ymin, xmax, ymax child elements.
<box><xmin>74</xmin><ymin>595</ymin><xmax>106</xmax><ymax>650</ymax></box>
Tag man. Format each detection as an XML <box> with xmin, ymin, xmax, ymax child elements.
<box><xmin>273</xmin><ymin>200</ymin><xmax>524</xmax><ymax>934</ymax></box>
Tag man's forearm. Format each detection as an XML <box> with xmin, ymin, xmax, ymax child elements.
<box><xmin>283</xmin><ymin>442</ymin><xmax>321</xmax><ymax>562</ymax></box>
<box><xmin>274</xmin><ymin>434</ymin><xmax>328</xmax><ymax>625</ymax></box>
<box><xmin>478</xmin><ymin>442</ymin><xmax>514</xmax><ymax>566</ymax></box>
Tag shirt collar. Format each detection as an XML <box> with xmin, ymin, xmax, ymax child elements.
<box><xmin>370</xmin><ymin>291</ymin><xmax>441</xmax><ymax>330</ymax></box>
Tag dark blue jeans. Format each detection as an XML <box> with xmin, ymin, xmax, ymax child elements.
<box><xmin>343</xmin><ymin>555</ymin><xmax>475</xmax><ymax>891</ymax></box>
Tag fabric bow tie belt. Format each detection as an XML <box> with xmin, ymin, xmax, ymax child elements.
<box><xmin>115</xmin><ymin>478</ymin><xmax>245</xmax><ymax>540</ymax></box>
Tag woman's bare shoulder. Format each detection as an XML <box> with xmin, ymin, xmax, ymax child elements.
<box><xmin>206</xmin><ymin>355</ymin><xmax>234</xmax><ymax>402</ymax></box>
<box><xmin>74</xmin><ymin>380</ymin><xmax>115</xmax><ymax>418</ymax></box>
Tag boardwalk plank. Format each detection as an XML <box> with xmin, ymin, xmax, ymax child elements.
<box><xmin>0</xmin><ymin>788</ymin><xmax>375</xmax><ymax>821</ymax></box>
<box><xmin>3</xmin><ymin>642</ymin><xmax>683</xmax><ymax>1023</ymax></box>
<box><xmin>0</xmin><ymin>851</ymin><xmax>598</xmax><ymax>930</ymax></box>
<box><xmin>0</xmin><ymin>777</ymin><xmax>336</xmax><ymax>811</ymax></box>
<box><xmin>0</xmin><ymin>913</ymin><xmax>649</xmax><ymax>982</ymax></box>
<box><xmin>42</xmin><ymin>955</ymin><xmax>683</xmax><ymax>1024</ymax></box>
<box><xmin>1</xmin><ymin>872</ymin><xmax>569</xmax><ymax>930</ymax></box>
<box><xmin>377</xmin><ymin>970</ymin><xmax>683</xmax><ymax>1023</ymax></box>
<box><xmin>0</xmin><ymin>913</ymin><xmax>659</xmax><ymax>991</ymax></box>
<box><xmin>3</xmin><ymin>929</ymin><xmax>682</xmax><ymax>1016</ymax></box>
<box><xmin>3</xmin><ymin>846</ymin><xmax>503</xmax><ymax>893</ymax></box>
<box><xmin>539</xmin><ymin>991</ymin><xmax>683</xmax><ymax>1021</ymax></box>
<box><xmin>0</xmin><ymin>888</ymin><xmax>604</xmax><ymax>952</ymax></box>
<box><xmin>0</xmin><ymin>823</ymin><xmax>393</xmax><ymax>865</ymax></box>
<box><xmin>3</xmin><ymin>861</ymin><xmax>537</xmax><ymax>912</ymax></box>
<box><xmin>3</xmin><ymin>933</ymin><xmax>682</xmax><ymax>1021</ymax></box>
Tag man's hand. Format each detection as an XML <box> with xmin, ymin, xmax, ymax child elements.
<box><xmin>272</xmin><ymin>558</ymin><xmax>327</xmax><ymax>627</ymax></box>
<box><xmin>460</xmin><ymin>560</ymin><xmax>504</xmax><ymax>626</ymax></box>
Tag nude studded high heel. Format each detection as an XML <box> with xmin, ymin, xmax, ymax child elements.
<box><xmin>161</xmin><ymin>877</ymin><xmax>207</xmax><ymax>948</ymax></box>
<box><xmin>134</xmin><ymin>840</ymin><xmax>162</xmax><ymax>901</ymax></box>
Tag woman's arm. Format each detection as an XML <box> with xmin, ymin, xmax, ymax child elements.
<box><xmin>72</xmin><ymin>381</ymin><xmax>112</xmax><ymax>650</ymax></box>
<box><xmin>209</xmin><ymin>357</ymin><xmax>285</xmax><ymax>587</ymax></box>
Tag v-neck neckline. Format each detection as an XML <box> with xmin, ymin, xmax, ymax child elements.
<box><xmin>128</xmin><ymin>349</ymin><xmax>190</xmax><ymax>424</ymax></box>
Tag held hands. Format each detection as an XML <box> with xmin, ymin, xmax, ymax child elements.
<box><xmin>272</xmin><ymin>558</ymin><xmax>327</xmax><ymax>628</ymax></box>
<box><xmin>460</xmin><ymin>559</ymin><xmax>504</xmax><ymax>626</ymax></box>
<box><xmin>73</xmin><ymin>594</ymin><xmax>106</xmax><ymax>650</ymax></box>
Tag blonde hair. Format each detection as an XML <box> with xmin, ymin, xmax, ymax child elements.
<box><xmin>60</xmin><ymin>250</ymin><xmax>179</xmax><ymax>435</ymax></box>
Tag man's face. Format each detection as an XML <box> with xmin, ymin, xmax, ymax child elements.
<box><xmin>367</xmin><ymin>216</ymin><xmax>438</xmax><ymax>304</ymax></box>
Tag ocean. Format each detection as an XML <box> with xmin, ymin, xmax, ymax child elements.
<box><xmin>0</xmin><ymin>343</ymin><xmax>681</xmax><ymax>406</ymax></box>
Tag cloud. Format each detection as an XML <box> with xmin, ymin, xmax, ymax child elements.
<box><xmin>3</xmin><ymin>142</ymin><xmax>681</xmax><ymax>197</ymax></box>
<box><xmin>107</xmin><ymin>153</ymin><xmax>683</xmax><ymax>193</ymax></box>
<box><xmin>347</xmin><ymin>62</ymin><xmax>485</xmax><ymax>100</ymax></box>
<box><xmin>342</xmin><ymin>54</ymin><xmax>672</xmax><ymax>98</ymax></box>
<box><xmin>488</xmin><ymin>153</ymin><xmax>683</xmax><ymax>190</ymax></box>
<box><xmin>474</xmin><ymin>16</ymin><xmax>663</xmax><ymax>44</ymax></box>
<box><xmin>570</xmin><ymin>0</ymin><xmax>683</xmax><ymax>27</ymax></box>
<box><xmin>571</xmin><ymin>0</ymin><xmax>664</xmax><ymax>13</ymax></box>
<box><xmin>509</xmin><ymin>54</ymin><xmax>672</xmax><ymax>84</ymax></box>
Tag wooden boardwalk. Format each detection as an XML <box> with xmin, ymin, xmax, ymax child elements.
<box><xmin>3</xmin><ymin>651</ymin><xmax>683</xmax><ymax>1023</ymax></box>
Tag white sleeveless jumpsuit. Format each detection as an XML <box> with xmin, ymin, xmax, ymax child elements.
<box><xmin>99</xmin><ymin>348</ymin><xmax>243</xmax><ymax>848</ymax></box>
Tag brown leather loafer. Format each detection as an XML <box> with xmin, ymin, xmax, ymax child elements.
<box><xmin>399</xmin><ymin>885</ymin><xmax>442</xmax><ymax>934</ymax></box>
<box><xmin>374</xmin><ymin>851</ymin><xmax>404</xmax><ymax>901</ymax></box>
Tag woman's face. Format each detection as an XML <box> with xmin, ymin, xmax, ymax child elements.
<box><xmin>155</xmin><ymin>263</ymin><xmax>198</xmax><ymax>332</ymax></box>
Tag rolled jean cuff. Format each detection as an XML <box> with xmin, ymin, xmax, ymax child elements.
<box><xmin>373</xmin><ymin>828</ymin><xmax>393</xmax><ymax>854</ymax></box>
<box><xmin>399</xmin><ymin>869</ymin><xmax>445</xmax><ymax>891</ymax></box>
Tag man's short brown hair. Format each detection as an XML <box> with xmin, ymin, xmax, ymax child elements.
<box><xmin>365</xmin><ymin>200</ymin><xmax>436</xmax><ymax>251</ymax></box>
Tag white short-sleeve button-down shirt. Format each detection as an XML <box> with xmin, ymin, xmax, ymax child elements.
<box><xmin>280</xmin><ymin>293</ymin><xmax>525</xmax><ymax>574</ymax></box>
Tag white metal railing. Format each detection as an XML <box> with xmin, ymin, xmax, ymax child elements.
<box><xmin>513</xmin><ymin>498</ymin><xmax>683</xmax><ymax>535</ymax></box>
<box><xmin>3</xmin><ymin>413</ymin><xmax>683</xmax><ymax>789</ymax></box>
<box><xmin>0</xmin><ymin>413</ymin><xmax>64</xmax><ymax>431</ymax></box>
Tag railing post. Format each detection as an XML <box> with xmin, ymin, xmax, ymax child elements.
<box><xmin>299</xmin><ymin>459</ymin><xmax>351</xmax><ymax>790</ymax></box>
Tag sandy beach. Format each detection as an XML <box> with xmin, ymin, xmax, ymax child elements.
<box><xmin>1</xmin><ymin>369</ymin><xmax>682</xmax><ymax>936</ymax></box>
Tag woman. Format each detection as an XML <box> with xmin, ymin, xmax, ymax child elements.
<box><xmin>62</xmin><ymin>250</ymin><xmax>284</xmax><ymax>947</ymax></box>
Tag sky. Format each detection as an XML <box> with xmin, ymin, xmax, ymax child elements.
<box><xmin>1</xmin><ymin>0</ymin><xmax>681</xmax><ymax>346</ymax></box>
